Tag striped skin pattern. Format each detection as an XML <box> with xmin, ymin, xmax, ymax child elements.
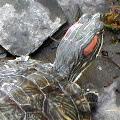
<box><xmin>0</xmin><ymin>13</ymin><xmax>103</xmax><ymax>120</ymax></box>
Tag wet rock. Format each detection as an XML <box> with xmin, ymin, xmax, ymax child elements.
<box><xmin>0</xmin><ymin>0</ymin><xmax>66</xmax><ymax>56</ymax></box>
<box><xmin>93</xmin><ymin>79</ymin><xmax>120</xmax><ymax>120</ymax></box>
<box><xmin>78</xmin><ymin>56</ymin><xmax>120</xmax><ymax>91</ymax></box>
<box><xmin>57</xmin><ymin>0</ymin><xmax>82</xmax><ymax>24</ymax></box>
<box><xmin>57</xmin><ymin>0</ymin><xmax>110</xmax><ymax>24</ymax></box>
<box><xmin>78</xmin><ymin>0</ymin><xmax>110</xmax><ymax>14</ymax></box>
<box><xmin>30</xmin><ymin>37</ymin><xmax>59</xmax><ymax>63</ymax></box>
<box><xmin>102</xmin><ymin>31</ymin><xmax>120</xmax><ymax>68</ymax></box>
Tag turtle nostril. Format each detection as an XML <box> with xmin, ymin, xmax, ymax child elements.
<box><xmin>115</xmin><ymin>89</ymin><xmax>120</xmax><ymax>94</ymax></box>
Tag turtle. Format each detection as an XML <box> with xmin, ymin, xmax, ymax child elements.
<box><xmin>0</xmin><ymin>13</ymin><xmax>103</xmax><ymax>120</ymax></box>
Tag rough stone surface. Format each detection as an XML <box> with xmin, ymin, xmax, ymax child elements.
<box><xmin>93</xmin><ymin>79</ymin><xmax>120</xmax><ymax>120</ymax></box>
<box><xmin>57</xmin><ymin>0</ymin><xmax>82</xmax><ymax>24</ymax></box>
<box><xmin>0</xmin><ymin>0</ymin><xmax>66</xmax><ymax>56</ymax></box>
<box><xmin>78</xmin><ymin>0</ymin><xmax>110</xmax><ymax>14</ymax></box>
<box><xmin>57</xmin><ymin>0</ymin><xmax>110</xmax><ymax>24</ymax></box>
<box><xmin>78</xmin><ymin>56</ymin><xmax>120</xmax><ymax>91</ymax></box>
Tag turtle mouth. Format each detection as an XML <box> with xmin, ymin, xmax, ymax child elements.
<box><xmin>69</xmin><ymin>33</ymin><xmax>103</xmax><ymax>82</ymax></box>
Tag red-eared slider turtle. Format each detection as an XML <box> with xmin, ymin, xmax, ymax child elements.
<box><xmin>0</xmin><ymin>13</ymin><xmax>103</xmax><ymax>120</ymax></box>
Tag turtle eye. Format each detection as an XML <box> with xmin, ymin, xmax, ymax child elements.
<box><xmin>83</xmin><ymin>35</ymin><xmax>99</xmax><ymax>57</ymax></box>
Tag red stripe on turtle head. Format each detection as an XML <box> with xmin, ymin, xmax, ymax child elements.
<box><xmin>83</xmin><ymin>35</ymin><xmax>99</xmax><ymax>56</ymax></box>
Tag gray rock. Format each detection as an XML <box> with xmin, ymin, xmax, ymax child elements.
<box><xmin>93</xmin><ymin>79</ymin><xmax>120</xmax><ymax>120</ymax></box>
<box><xmin>57</xmin><ymin>0</ymin><xmax>110</xmax><ymax>24</ymax></box>
<box><xmin>0</xmin><ymin>0</ymin><xmax>66</xmax><ymax>56</ymax></box>
<box><xmin>57</xmin><ymin>0</ymin><xmax>82</xmax><ymax>24</ymax></box>
<box><xmin>78</xmin><ymin>0</ymin><xmax>110</xmax><ymax>14</ymax></box>
<box><xmin>78</xmin><ymin>56</ymin><xmax>120</xmax><ymax>93</ymax></box>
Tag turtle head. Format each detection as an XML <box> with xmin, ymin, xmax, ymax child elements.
<box><xmin>53</xmin><ymin>13</ymin><xmax>103</xmax><ymax>81</ymax></box>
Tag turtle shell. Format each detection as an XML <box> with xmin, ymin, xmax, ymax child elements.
<box><xmin>0</xmin><ymin>59</ymin><xmax>91</xmax><ymax>120</ymax></box>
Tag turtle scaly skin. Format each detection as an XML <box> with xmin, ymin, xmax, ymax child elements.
<box><xmin>0</xmin><ymin>13</ymin><xmax>103</xmax><ymax>120</ymax></box>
